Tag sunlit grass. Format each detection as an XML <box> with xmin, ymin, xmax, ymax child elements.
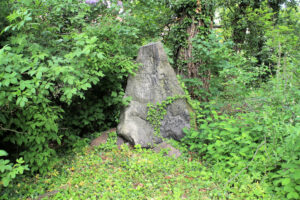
<box><xmin>1</xmin><ymin>133</ymin><xmax>269</xmax><ymax>200</ymax></box>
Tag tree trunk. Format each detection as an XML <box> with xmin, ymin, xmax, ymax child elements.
<box><xmin>178</xmin><ymin>17</ymin><xmax>201</xmax><ymax>79</ymax></box>
<box><xmin>167</xmin><ymin>0</ymin><xmax>214</xmax><ymax>101</ymax></box>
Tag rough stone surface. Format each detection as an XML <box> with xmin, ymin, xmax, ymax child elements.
<box><xmin>90</xmin><ymin>128</ymin><xmax>115</xmax><ymax>146</ymax></box>
<box><xmin>117</xmin><ymin>42</ymin><xmax>191</xmax><ymax>147</ymax></box>
<box><xmin>90</xmin><ymin>131</ymin><xmax>109</xmax><ymax>147</ymax></box>
<box><xmin>153</xmin><ymin>142</ymin><xmax>182</xmax><ymax>158</ymax></box>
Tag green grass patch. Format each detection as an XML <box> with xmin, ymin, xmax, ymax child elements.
<box><xmin>1</xmin><ymin>133</ymin><xmax>270</xmax><ymax>200</ymax></box>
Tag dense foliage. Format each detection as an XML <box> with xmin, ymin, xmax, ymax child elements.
<box><xmin>1</xmin><ymin>0</ymin><xmax>299</xmax><ymax>199</ymax></box>
<box><xmin>1</xmin><ymin>132</ymin><xmax>265</xmax><ymax>199</ymax></box>
<box><xmin>0</xmin><ymin>0</ymin><xmax>139</xmax><ymax>176</ymax></box>
<box><xmin>181</xmin><ymin>4</ymin><xmax>300</xmax><ymax>199</ymax></box>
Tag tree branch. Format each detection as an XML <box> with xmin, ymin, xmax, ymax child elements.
<box><xmin>0</xmin><ymin>125</ymin><xmax>25</xmax><ymax>134</ymax></box>
<box><xmin>213</xmin><ymin>25</ymin><xmax>223</xmax><ymax>28</ymax></box>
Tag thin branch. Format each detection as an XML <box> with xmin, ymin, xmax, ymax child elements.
<box><xmin>0</xmin><ymin>125</ymin><xmax>25</xmax><ymax>134</ymax></box>
<box><xmin>213</xmin><ymin>25</ymin><xmax>223</xmax><ymax>28</ymax></box>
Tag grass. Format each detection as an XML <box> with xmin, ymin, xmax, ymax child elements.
<box><xmin>1</xmin><ymin>132</ymin><xmax>269</xmax><ymax>200</ymax></box>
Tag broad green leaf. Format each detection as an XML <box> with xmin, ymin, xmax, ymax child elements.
<box><xmin>111</xmin><ymin>91</ymin><xmax>117</xmax><ymax>97</ymax></box>
<box><xmin>0</xmin><ymin>150</ymin><xmax>8</xmax><ymax>157</ymax></box>
<box><xmin>287</xmin><ymin>192</ymin><xmax>299</xmax><ymax>199</ymax></box>
<box><xmin>97</xmin><ymin>52</ymin><xmax>105</xmax><ymax>59</ymax></box>
<box><xmin>282</xmin><ymin>178</ymin><xmax>291</xmax><ymax>185</ymax></box>
<box><xmin>2</xmin><ymin>177</ymin><xmax>10</xmax><ymax>187</ymax></box>
<box><xmin>20</xmin><ymin>97</ymin><xmax>28</xmax><ymax>107</ymax></box>
<box><xmin>36</xmin><ymin>71</ymin><xmax>42</xmax><ymax>79</ymax></box>
<box><xmin>292</xmin><ymin>170</ymin><xmax>300</xmax><ymax>180</ymax></box>
<box><xmin>20</xmin><ymin>81</ymin><xmax>26</xmax><ymax>90</ymax></box>
<box><xmin>16</xmin><ymin>157</ymin><xmax>24</xmax><ymax>164</ymax></box>
<box><xmin>67</xmin><ymin>78</ymin><xmax>74</xmax><ymax>85</ymax></box>
<box><xmin>87</xmin><ymin>36</ymin><xmax>97</xmax><ymax>44</ymax></box>
<box><xmin>284</xmin><ymin>186</ymin><xmax>296</xmax><ymax>193</ymax></box>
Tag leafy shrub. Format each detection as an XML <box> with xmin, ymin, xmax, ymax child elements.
<box><xmin>0</xmin><ymin>0</ymin><xmax>139</xmax><ymax>176</ymax></box>
<box><xmin>182</xmin><ymin>24</ymin><xmax>300</xmax><ymax>196</ymax></box>
<box><xmin>182</xmin><ymin>10</ymin><xmax>300</xmax><ymax>198</ymax></box>
<box><xmin>0</xmin><ymin>150</ymin><xmax>29</xmax><ymax>187</ymax></box>
<box><xmin>124</xmin><ymin>1</ymin><xmax>172</xmax><ymax>42</ymax></box>
<box><xmin>0</xmin><ymin>0</ymin><xmax>12</xmax><ymax>47</ymax></box>
<box><xmin>182</xmin><ymin>77</ymin><xmax>300</xmax><ymax>199</ymax></box>
<box><xmin>187</xmin><ymin>32</ymin><xmax>236</xmax><ymax>101</ymax></box>
<box><xmin>180</xmin><ymin>31</ymin><xmax>256</xmax><ymax>102</ymax></box>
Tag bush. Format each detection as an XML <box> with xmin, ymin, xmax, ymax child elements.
<box><xmin>182</xmin><ymin>13</ymin><xmax>300</xmax><ymax>196</ymax></box>
<box><xmin>0</xmin><ymin>0</ymin><xmax>139</xmax><ymax>175</ymax></box>
<box><xmin>182</xmin><ymin>71</ymin><xmax>300</xmax><ymax>199</ymax></box>
<box><xmin>0</xmin><ymin>150</ymin><xmax>29</xmax><ymax>188</ymax></box>
<box><xmin>0</xmin><ymin>1</ymin><xmax>12</xmax><ymax>47</ymax></box>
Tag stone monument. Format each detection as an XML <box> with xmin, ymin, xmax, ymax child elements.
<box><xmin>117</xmin><ymin>42</ymin><xmax>191</xmax><ymax>147</ymax></box>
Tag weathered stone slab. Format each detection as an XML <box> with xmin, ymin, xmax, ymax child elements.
<box><xmin>117</xmin><ymin>42</ymin><xmax>191</xmax><ymax>147</ymax></box>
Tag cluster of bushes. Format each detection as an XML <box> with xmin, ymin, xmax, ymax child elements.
<box><xmin>0</xmin><ymin>0</ymin><xmax>142</xmax><ymax>184</ymax></box>
<box><xmin>184</xmin><ymin>90</ymin><xmax>299</xmax><ymax>198</ymax></box>
<box><xmin>182</xmin><ymin>7</ymin><xmax>300</xmax><ymax>198</ymax></box>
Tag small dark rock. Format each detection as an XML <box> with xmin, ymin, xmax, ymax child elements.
<box><xmin>116</xmin><ymin>136</ymin><xmax>126</xmax><ymax>146</ymax></box>
<box><xmin>90</xmin><ymin>128</ymin><xmax>130</xmax><ymax>149</ymax></box>
<box><xmin>90</xmin><ymin>129</ymin><xmax>112</xmax><ymax>146</ymax></box>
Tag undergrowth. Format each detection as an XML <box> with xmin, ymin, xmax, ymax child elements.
<box><xmin>1</xmin><ymin>132</ymin><xmax>269</xmax><ymax>199</ymax></box>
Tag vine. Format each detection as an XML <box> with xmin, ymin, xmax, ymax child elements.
<box><xmin>146</xmin><ymin>95</ymin><xmax>187</xmax><ymax>137</ymax></box>
<box><xmin>163</xmin><ymin>0</ymin><xmax>217</xmax><ymax>101</ymax></box>
<box><xmin>146</xmin><ymin>77</ymin><xmax>198</xmax><ymax>138</ymax></box>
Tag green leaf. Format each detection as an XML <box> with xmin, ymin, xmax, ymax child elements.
<box><xmin>67</xmin><ymin>78</ymin><xmax>74</xmax><ymax>85</ymax></box>
<box><xmin>81</xmin><ymin>83</ymin><xmax>91</xmax><ymax>90</ymax></box>
<box><xmin>97</xmin><ymin>52</ymin><xmax>105</xmax><ymax>59</ymax></box>
<box><xmin>87</xmin><ymin>36</ymin><xmax>97</xmax><ymax>44</ymax></box>
<box><xmin>292</xmin><ymin>170</ymin><xmax>300</xmax><ymax>180</ymax></box>
<box><xmin>3</xmin><ymin>79</ymin><xmax>10</xmax><ymax>87</ymax></box>
<box><xmin>10</xmin><ymin>77</ymin><xmax>18</xmax><ymax>84</ymax></box>
<box><xmin>2</xmin><ymin>176</ymin><xmax>10</xmax><ymax>187</ymax></box>
<box><xmin>287</xmin><ymin>192</ymin><xmax>299</xmax><ymax>199</ymax></box>
<box><xmin>19</xmin><ymin>97</ymin><xmax>28</xmax><ymax>107</ymax></box>
<box><xmin>0</xmin><ymin>150</ymin><xmax>8</xmax><ymax>157</ymax></box>
<box><xmin>56</xmin><ymin>138</ymin><xmax>61</xmax><ymax>145</ymax></box>
<box><xmin>282</xmin><ymin>178</ymin><xmax>291</xmax><ymax>185</ymax></box>
<box><xmin>16</xmin><ymin>96</ymin><xmax>22</xmax><ymax>106</ymax></box>
<box><xmin>36</xmin><ymin>71</ymin><xmax>42</xmax><ymax>79</ymax></box>
<box><xmin>16</xmin><ymin>157</ymin><xmax>25</xmax><ymax>164</ymax></box>
<box><xmin>35</xmin><ymin>137</ymin><xmax>40</xmax><ymax>144</ymax></box>
<box><xmin>0</xmin><ymin>161</ymin><xmax>12</xmax><ymax>172</ymax></box>
<box><xmin>111</xmin><ymin>91</ymin><xmax>117</xmax><ymax>97</ymax></box>
<box><xmin>284</xmin><ymin>186</ymin><xmax>296</xmax><ymax>193</ymax></box>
